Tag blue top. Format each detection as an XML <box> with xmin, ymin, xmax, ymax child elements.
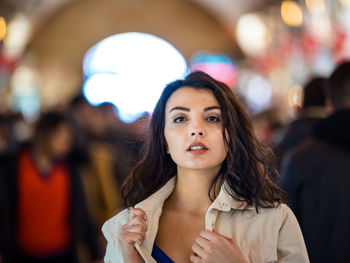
<box><xmin>151</xmin><ymin>243</ymin><xmax>174</xmax><ymax>263</ymax></box>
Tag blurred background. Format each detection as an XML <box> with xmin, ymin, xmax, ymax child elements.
<box><xmin>1</xmin><ymin>0</ymin><xmax>349</xmax><ymax>121</ymax></box>
<box><xmin>1</xmin><ymin>0</ymin><xmax>350</xmax><ymax>262</ymax></box>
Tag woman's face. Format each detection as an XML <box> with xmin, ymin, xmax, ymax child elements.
<box><xmin>164</xmin><ymin>87</ymin><xmax>228</xmax><ymax>172</ymax></box>
<box><xmin>49</xmin><ymin>123</ymin><xmax>73</xmax><ymax>159</ymax></box>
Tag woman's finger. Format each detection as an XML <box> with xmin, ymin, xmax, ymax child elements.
<box><xmin>194</xmin><ymin>236</ymin><xmax>212</xmax><ymax>251</ymax></box>
<box><xmin>192</xmin><ymin>242</ymin><xmax>207</xmax><ymax>259</ymax></box>
<box><xmin>124</xmin><ymin>224</ymin><xmax>148</xmax><ymax>234</ymax></box>
<box><xmin>199</xmin><ymin>230</ymin><xmax>219</xmax><ymax>242</ymax></box>
<box><xmin>120</xmin><ymin>230</ymin><xmax>146</xmax><ymax>245</ymax></box>
<box><xmin>128</xmin><ymin>216</ymin><xmax>148</xmax><ymax>228</ymax></box>
<box><xmin>130</xmin><ymin>208</ymin><xmax>147</xmax><ymax>221</ymax></box>
<box><xmin>190</xmin><ymin>253</ymin><xmax>201</xmax><ymax>263</ymax></box>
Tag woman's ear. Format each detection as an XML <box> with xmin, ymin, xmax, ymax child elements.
<box><xmin>164</xmin><ymin>138</ymin><xmax>170</xmax><ymax>154</ymax></box>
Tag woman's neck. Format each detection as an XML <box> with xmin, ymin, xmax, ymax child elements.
<box><xmin>33</xmin><ymin>149</ymin><xmax>53</xmax><ymax>175</ymax></box>
<box><xmin>165</xmin><ymin>167</ymin><xmax>220</xmax><ymax>215</ymax></box>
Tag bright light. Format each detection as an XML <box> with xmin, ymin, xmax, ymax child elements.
<box><xmin>236</xmin><ymin>14</ymin><xmax>271</xmax><ymax>56</ymax></box>
<box><xmin>281</xmin><ymin>1</ymin><xmax>303</xmax><ymax>27</ymax></box>
<box><xmin>83</xmin><ymin>32</ymin><xmax>187</xmax><ymax>123</ymax></box>
<box><xmin>3</xmin><ymin>13</ymin><xmax>31</xmax><ymax>57</ymax></box>
<box><xmin>288</xmin><ymin>85</ymin><xmax>303</xmax><ymax>107</ymax></box>
<box><xmin>246</xmin><ymin>75</ymin><xmax>272</xmax><ymax>113</ymax></box>
<box><xmin>339</xmin><ymin>0</ymin><xmax>350</xmax><ymax>7</ymax></box>
<box><xmin>10</xmin><ymin>66</ymin><xmax>40</xmax><ymax>122</ymax></box>
<box><xmin>306</xmin><ymin>0</ymin><xmax>326</xmax><ymax>14</ymax></box>
<box><xmin>0</xmin><ymin>17</ymin><xmax>7</xmax><ymax>41</ymax></box>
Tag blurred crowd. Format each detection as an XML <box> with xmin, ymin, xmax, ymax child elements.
<box><xmin>253</xmin><ymin>61</ymin><xmax>350</xmax><ymax>263</ymax></box>
<box><xmin>0</xmin><ymin>95</ymin><xmax>149</xmax><ymax>262</ymax></box>
<box><xmin>0</xmin><ymin>61</ymin><xmax>350</xmax><ymax>263</ymax></box>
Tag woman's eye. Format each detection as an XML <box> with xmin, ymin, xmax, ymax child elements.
<box><xmin>174</xmin><ymin>116</ymin><xmax>186</xmax><ymax>123</ymax></box>
<box><xmin>207</xmin><ymin>116</ymin><xmax>220</xmax><ymax>122</ymax></box>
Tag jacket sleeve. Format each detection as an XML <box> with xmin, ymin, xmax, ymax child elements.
<box><xmin>104</xmin><ymin>241</ymin><xmax>123</xmax><ymax>263</ymax></box>
<box><xmin>102</xmin><ymin>209</ymin><xmax>130</xmax><ymax>263</ymax></box>
<box><xmin>277</xmin><ymin>205</ymin><xmax>309</xmax><ymax>263</ymax></box>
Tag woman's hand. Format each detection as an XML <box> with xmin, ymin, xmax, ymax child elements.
<box><xmin>120</xmin><ymin>208</ymin><xmax>148</xmax><ymax>263</ymax></box>
<box><xmin>190</xmin><ymin>230</ymin><xmax>248</xmax><ymax>263</ymax></box>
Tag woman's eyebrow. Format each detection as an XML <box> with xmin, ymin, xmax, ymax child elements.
<box><xmin>169</xmin><ymin>105</ymin><xmax>220</xmax><ymax>113</ymax></box>
<box><xmin>204</xmin><ymin>106</ymin><xmax>221</xmax><ymax>111</ymax></box>
<box><xmin>169</xmin><ymin>106</ymin><xmax>190</xmax><ymax>113</ymax></box>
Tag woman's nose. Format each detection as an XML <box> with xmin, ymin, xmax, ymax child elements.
<box><xmin>191</xmin><ymin>131</ymin><xmax>204</xmax><ymax>136</ymax></box>
<box><xmin>190</xmin><ymin>121</ymin><xmax>205</xmax><ymax>137</ymax></box>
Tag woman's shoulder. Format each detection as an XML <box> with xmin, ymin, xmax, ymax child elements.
<box><xmin>254</xmin><ymin>203</ymin><xmax>298</xmax><ymax>225</ymax></box>
<box><xmin>102</xmin><ymin>208</ymin><xmax>130</xmax><ymax>241</ymax></box>
<box><xmin>261</xmin><ymin>203</ymin><xmax>292</xmax><ymax>212</ymax></box>
<box><xmin>270</xmin><ymin>203</ymin><xmax>296</xmax><ymax>218</ymax></box>
<box><xmin>257</xmin><ymin>203</ymin><xmax>293</xmax><ymax>214</ymax></box>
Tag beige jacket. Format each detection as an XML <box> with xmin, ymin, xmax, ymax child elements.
<box><xmin>102</xmin><ymin>177</ymin><xmax>309</xmax><ymax>263</ymax></box>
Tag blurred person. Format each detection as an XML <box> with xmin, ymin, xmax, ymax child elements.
<box><xmin>0</xmin><ymin>175</ymin><xmax>10</xmax><ymax>263</ymax></box>
<box><xmin>0</xmin><ymin>112</ymin><xmax>27</xmax><ymax>155</ymax></box>
<box><xmin>80</xmin><ymin>103</ymin><xmax>147</xmax><ymax>225</ymax></box>
<box><xmin>72</xmin><ymin>101</ymin><xmax>121</xmax><ymax>223</ymax></box>
<box><xmin>252</xmin><ymin>107</ymin><xmax>283</xmax><ymax>148</ymax></box>
<box><xmin>274</xmin><ymin>77</ymin><xmax>327</xmax><ymax>170</ymax></box>
<box><xmin>0</xmin><ymin>111</ymin><xmax>102</xmax><ymax>263</ymax></box>
<box><xmin>96</xmin><ymin>103</ymin><xmax>146</xmax><ymax>188</ymax></box>
<box><xmin>0</xmin><ymin>114</ymin><xmax>8</xmax><ymax>154</ymax></box>
<box><xmin>70</xmin><ymin>95</ymin><xmax>142</xmax><ymax>188</ymax></box>
<box><xmin>102</xmin><ymin>71</ymin><xmax>309</xmax><ymax>262</ymax></box>
<box><xmin>69</xmin><ymin>97</ymin><xmax>141</xmax><ymax>224</ymax></box>
<box><xmin>69</xmin><ymin>97</ymin><xmax>144</xmax><ymax>257</ymax></box>
<box><xmin>280</xmin><ymin>61</ymin><xmax>350</xmax><ymax>263</ymax></box>
<box><xmin>69</xmin><ymin>94</ymin><xmax>97</xmax><ymax>160</ymax></box>
<box><xmin>12</xmin><ymin>112</ymin><xmax>33</xmax><ymax>146</ymax></box>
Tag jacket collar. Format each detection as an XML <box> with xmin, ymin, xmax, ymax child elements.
<box><xmin>135</xmin><ymin>177</ymin><xmax>176</xmax><ymax>211</ymax></box>
<box><xmin>135</xmin><ymin>176</ymin><xmax>254</xmax><ymax>211</ymax></box>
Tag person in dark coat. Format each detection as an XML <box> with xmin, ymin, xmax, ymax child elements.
<box><xmin>0</xmin><ymin>175</ymin><xmax>11</xmax><ymax>262</ymax></box>
<box><xmin>280</xmin><ymin>61</ymin><xmax>350</xmax><ymax>263</ymax></box>
<box><xmin>274</xmin><ymin>77</ymin><xmax>327</xmax><ymax>171</ymax></box>
<box><xmin>0</xmin><ymin>111</ymin><xmax>102</xmax><ymax>263</ymax></box>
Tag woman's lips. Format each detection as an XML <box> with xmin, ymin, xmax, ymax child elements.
<box><xmin>187</xmin><ymin>142</ymin><xmax>208</xmax><ymax>154</ymax></box>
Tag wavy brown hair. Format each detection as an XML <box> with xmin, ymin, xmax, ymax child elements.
<box><xmin>121</xmin><ymin>71</ymin><xmax>286</xmax><ymax>210</ymax></box>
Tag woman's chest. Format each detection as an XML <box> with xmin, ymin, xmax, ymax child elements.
<box><xmin>149</xmin><ymin>208</ymin><xmax>282</xmax><ymax>263</ymax></box>
<box><xmin>155</xmin><ymin>210</ymin><xmax>205</xmax><ymax>263</ymax></box>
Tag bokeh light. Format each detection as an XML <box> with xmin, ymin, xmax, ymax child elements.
<box><xmin>306</xmin><ymin>0</ymin><xmax>326</xmax><ymax>14</ymax></box>
<box><xmin>281</xmin><ymin>1</ymin><xmax>303</xmax><ymax>27</ymax></box>
<box><xmin>236</xmin><ymin>14</ymin><xmax>271</xmax><ymax>56</ymax></box>
<box><xmin>83</xmin><ymin>32</ymin><xmax>188</xmax><ymax>123</ymax></box>
<box><xmin>246</xmin><ymin>75</ymin><xmax>272</xmax><ymax>113</ymax></box>
<box><xmin>10</xmin><ymin>66</ymin><xmax>40</xmax><ymax>122</ymax></box>
<box><xmin>3</xmin><ymin>13</ymin><xmax>31</xmax><ymax>57</ymax></box>
<box><xmin>190</xmin><ymin>52</ymin><xmax>238</xmax><ymax>88</ymax></box>
<box><xmin>0</xmin><ymin>17</ymin><xmax>7</xmax><ymax>41</ymax></box>
<box><xmin>288</xmin><ymin>85</ymin><xmax>303</xmax><ymax>107</ymax></box>
<box><xmin>339</xmin><ymin>0</ymin><xmax>350</xmax><ymax>7</ymax></box>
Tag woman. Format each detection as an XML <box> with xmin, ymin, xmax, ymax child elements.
<box><xmin>102</xmin><ymin>71</ymin><xmax>309</xmax><ymax>262</ymax></box>
<box><xmin>0</xmin><ymin>111</ymin><xmax>102</xmax><ymax>263</ymax></box>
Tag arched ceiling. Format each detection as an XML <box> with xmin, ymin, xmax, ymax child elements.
<box><xmin>27</xmin><ymin>0</ymin><xmax>241</xmax><ymax>63</ymax></box>
<box><xmin>1</xmin><ymin>0</ymin><xmax>275</xmax><ymax>107</ymax></box>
